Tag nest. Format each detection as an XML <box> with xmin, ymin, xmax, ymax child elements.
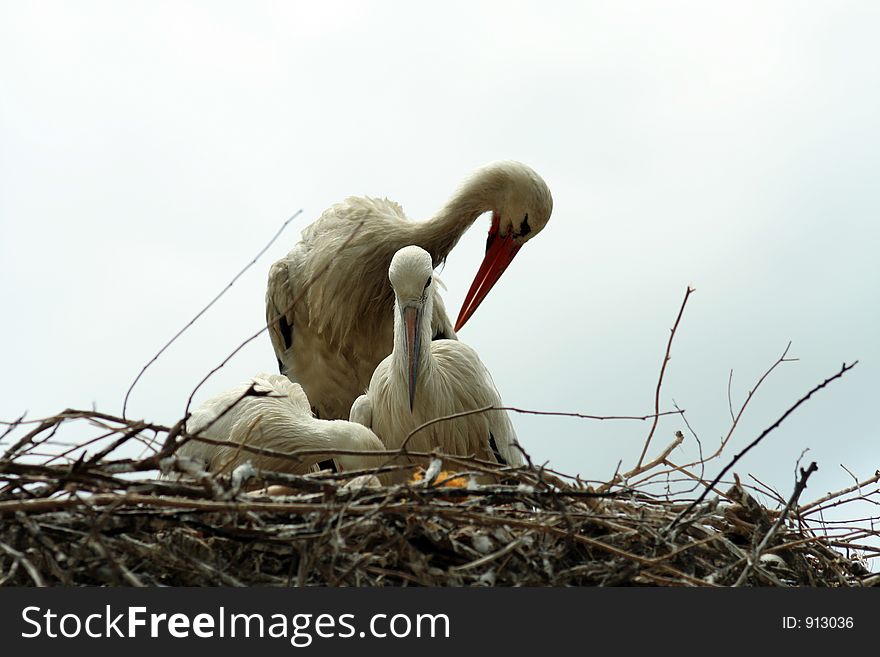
<box><xmin>3</xmin><ymin>242</ymin><xmax>868</xmax><ymax>586</ymax></box>
<box><xmin>1</xmin><ymin>407</ymin><xmax>877</xmax><ymax>587</ymax></box>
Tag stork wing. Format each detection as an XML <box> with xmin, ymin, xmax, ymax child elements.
<box><xmin>349</xmin><ymin>394</ymin><xmax>373</xmax><ymax>429</ymax></box>
<box><xmin>266</xmin><ymin>258</ymin><xmax>296</xmax><ymax>374</ymax></box>
<box><xmin>486</xmin><ymin>406</ymin><xmax>524</xmax><ymax>467</ymax></box>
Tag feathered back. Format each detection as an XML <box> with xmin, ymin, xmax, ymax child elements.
<box><xmin>294</xmin><ymin>198</ymin><xmax>409</xmax><ymax>353</ymax></box>
<box><xmin>178</xmin><ymin>374</ymin><xmax>387</xmax><ymax>477</ymax></box>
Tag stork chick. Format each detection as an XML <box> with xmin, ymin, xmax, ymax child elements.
<box><xmin>177</xmin><ymin>373</ymin><xmax>386</xmax><ymax>477</ymax></box>
<box><xmin>352</xmin><ymin>246</ymin><xmax>523</xmax><ymax>481</ymax></box>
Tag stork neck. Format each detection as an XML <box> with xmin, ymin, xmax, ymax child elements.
<box><xmin>415</xmin><ymin>181</ymin><xmax>493</xmax><ymax>264</ymax></box>
<box><xmin>319</xmin><ymin>419</ymin><xmax>361</xmax><ymax>452</ymax></box>
<box><xmin>323</xmin><ymin>420</ymin><xmax>383</xmax><ymax>472</ymax></box>
<box><xmin>292</xmin><ymin>417</ymin><xmax>339</xmax><ymax>452</ymax></box>
<box><xmin>301</xmin><ymin>417</ymin><xmax>369</xmax><ymax>464</ymax></box>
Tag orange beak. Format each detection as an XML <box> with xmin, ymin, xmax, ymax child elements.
<box><xmin>455</xmin><ymin>214</ymin><xmax>522</xmax><ymax>332</ymax></box>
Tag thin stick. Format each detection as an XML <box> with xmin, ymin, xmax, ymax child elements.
<box><xmin>677</xmin><ymin>342</ymin><xmax>798</xmax><ymax>471</ymax></box>
<box><xmin>500</xmin><ymin>407</ymin><xmax>686</xmax><ymax>422</ymax></box>
<box><xmin>123</xmin><ymin>210</ymin><xmax>302</xmax><ymax>418</ymax></box>
<box><xmin>734</xmin><ymin>461</ymin><xmax>819</xmax><ymax>586</ymax></box>
<box><xmin>670</xmin><ymin>360</ymin><xmax>857</xmax><ymax>529</ymax></box>
<box><xmin>397</xmin><ymin>405</ymin><xmax>685</xmax><ymax>455</ymax></box>
<box><xmin>598</xmin><ymin>431</ymin><xmax>684</xmax><ymax>493</ymax></box>
<box><xmin>727</xmin><ymin>369</ymin><xmax>736</xmax><ymax>423</ymax></box>
<box><xmin>636</xmin><ymin>286</ymin><xmax>694</xmax><ymax>469</ymax></box>
<box><xmin>800</xmin><ymin>471</ymin><xmax>880</xmax><ymax>514</ymax></box>
<box><xmin>183</xmin><ymin>218</ymin><xmax>365</xmax><ymax>419</ymax></box>
<box><xmin>0</xmin><ymin>540</ymin><xmax>45</xmax><ymax>586</ymax></box>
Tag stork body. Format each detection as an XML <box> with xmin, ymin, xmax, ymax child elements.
<box><xmin>352</xmin><ymin>246</ymin><xmax>523</xmax><ymax>481</ymax></box>
<box><xmin>266</xmin><ymin>161</ymin><xmax>552</xmax><ymax>420</ymax></box>
<box><xmin>178</xmin><ymin>373</ymin><xmax>384</xmax><ymax>475</ymax></box>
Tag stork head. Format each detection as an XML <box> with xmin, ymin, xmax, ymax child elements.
<box><xmin>455</xmin><ymin>161</ymin><xmax>553</xmax><ymax>331</ymax></box>
<box><xmin>389</xmin><ymin>246</ymin><xmax>435</xmax><ymax>411</ymax></box>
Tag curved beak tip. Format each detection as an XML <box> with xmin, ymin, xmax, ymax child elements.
<box><xmin>455</xmin><ymin>234</ymin><xmax>521</xmax><ymax>331</ymax></box>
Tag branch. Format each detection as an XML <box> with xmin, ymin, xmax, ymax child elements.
<box><xmin>800</xmin><ymin>470</ymin><xmax>880</xmax><ymax>515</ymax></box>
<box><xmin>397</xmin><ymin>405</ymin><xmax>685</xmax><ymax>455</ymax></box>
<box><xmin>676</xmin><ymin>342</ymin><xmax>798</xmax><ymax>471</ymax></box>
<box><xmin>636</xmin><ymin>286</ymin><xmax>694</xmax><ymax>469</ymax></box>
<box><xmin>122</xmin><ymin>209</ymin><xmax>302</xmax><ymax>418</ymax></box>
<box><xmin>598</xmin><ymin>431</ymin><xmax>684</xmax><ymax>493</ymax></box>
<box><xmin>670</xmin><ymin>360</ymin><xmax>858</xmax><ymax>529</ymax></box>
<box><xmin>183</xmin><ymin>218</ymin><xmax>366</xmax><ymax>419</ymax></box>
<box><xmin>734</xmin><ymin>461</ymin><xmax>819</xmax><ymax>586</ymax></box>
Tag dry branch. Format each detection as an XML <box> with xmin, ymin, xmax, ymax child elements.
<box><xmin>183</xmin><ymin>219</ymin><xmax>367</xmax><ymax>419</ymax></box>
<box><xmin>734</xmin><ymin>461</ymin><xmax>819</xmax><ymax>586</ymax></box>
<box><xmin>636</xmin><ymin>286</ymin><xmax>694</xmax><ymax>468</ymax></box>
<box><xmin>123</xmin><ymin>210</ymin><xmax>302</xmax><ymax>418</ymax></box>
<box><xmin>670</xmin><ymin>360</ymin><xmax>858</xmax><ymax>529</ymax></box>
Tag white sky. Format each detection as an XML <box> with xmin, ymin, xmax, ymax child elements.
<box><xmin>1</xmin><ymin>2</ymin><xmax>878</xmax><ymax>521</ymax></box>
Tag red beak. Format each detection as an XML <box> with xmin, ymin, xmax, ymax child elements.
<box><xmin>454</xmin><ymin>215</ymin><xmax>522</xmax><ymax>332</ymax></box>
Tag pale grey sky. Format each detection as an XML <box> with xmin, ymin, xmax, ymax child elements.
<box><xmin>1</xmin><ymin>2</ymin><xmax>877</xmax><ymax>523</ymax></box>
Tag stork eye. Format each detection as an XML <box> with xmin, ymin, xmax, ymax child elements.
<box><xmin>518</xmin><ymin>214</ymin><xmax>531</xmax><ymax>238</ymax></box>
<box><xmin>424</xmin><ymin>276</ymin><xmax>432</xmax><ymax>290</ymax></box>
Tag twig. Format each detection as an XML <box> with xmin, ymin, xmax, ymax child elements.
<box><xmin>499</xmin><ymin>407</ymin><xmax>686</xmax><ymax>422</ymax></box>
<box><xmin>165</xmin><ymin>383</ymin><xmax>261</xmax><ymax>456</ymax></box>
<box><xmin>636</xmin><ymin>286</ymin><xmax>694</xmax><ymax>469</ymax></box>
<box><xmin>672</xmin><ymin>399</ymin><xmax>705</xmax><ymax>491</ymax></box>
<box><xmin>734</xmin><ymin>461</ymin><xmax>819</xmax><ymax>586</ymax></box>
<box><xmin>0</xmin><ymin>412</ymin><xmax>27</xmax><ymax>444</ymax></box>
<box><xmin>598</xmin><ymin>431</ymin><xmax>684</xmax><ymax>493</ymax></box>
<box><xmin>0</xmin><ymin>540</ymin><xmax>45</xmax><ymax>586</ymax></box>
<box><xmin>122</xmin><ymin>210</ymin><xmax>302</xmax><ymax>418</ymax></box>
<box><xmin>748</xmin><ymin>474</ymin><xmax>787</xmax><ymax>506</ymax></box>
<box><xmin>677</xmin><ymin>342</ymin><xmax>798</xmax><ymax>471</ymax></box>
<box><xmin>183</xmin><ymin>218</ymin><xmax>365</xmax><ymax>419</ymax></box>
<box><xmin>670</xmin><ymin>360</ymin><xmax>858</xmax><ymax>529</ymax></box>
<box><xmin>397</xmin><ymin>405</ymin><xmax>685</xmax><ymax>455</ymax></box>
<box><xmin>727</xmin><ymin>369</ymin><xmax>736</xmax><ymax>423</ymax></box>
<box><xmin>799</xmin><ymin>471</ymin><xmax>880</xmax><ymax>514</ymax></box>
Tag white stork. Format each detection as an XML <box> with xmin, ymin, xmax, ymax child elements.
<box><xmin>176</xmin><ymin>373</ymin><xmax>385</xmax><ymax>476</ymax></box>
<box><xmin>266</xmin><ymin>161</ymin><xmax>552</xmax><ymax>420</ymax></box>
<box><xmin>351</xmin><ymin>246</ymin><xmax>524</xmax><ymax>481</ymax></box>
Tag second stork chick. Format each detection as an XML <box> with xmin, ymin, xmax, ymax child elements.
<box><xmin>179</xmin><ymin>373</ymin><xmax>386</xmax><ymax>478</ymax></box>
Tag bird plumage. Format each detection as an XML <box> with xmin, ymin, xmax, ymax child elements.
<box><xmin>352</xmin><ymin>246</ymin><xmax>523</xmax><ymax>482</ymax></box>
<box><xmin>177</xmin><ymin>373</ymin><xmax>385</xmax><ymax>475</ymax></box>
<box><xmin>266</xmin><ymin>161</ymin><xmax>551</xmax><ymax>421</ymax></box>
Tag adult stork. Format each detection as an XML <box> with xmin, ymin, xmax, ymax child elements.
<box><xmin>351</xmin><ymin>246</ymin><xmax>523</xmax><ymax>481</ymax></box>
<box><xmin>176</xmin><ymin>373</ymin><xmax>385</xmax><ymax>476</ymax></box>
<box><xmin>266</xmin><ymin>161</ymin><xmax>552</xmax><ymax>420</ymax></box>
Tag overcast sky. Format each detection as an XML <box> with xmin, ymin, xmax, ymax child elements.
<box><xmin>1</xmin><ymin>2</ymin><xmax>878</xmax><ymax>524</ymax></box>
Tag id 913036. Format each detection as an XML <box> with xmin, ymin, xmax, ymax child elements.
<box><xmin>782</xmin><ymin>616</ymin><xmax>854</xmax><ymax>629</ymax></box>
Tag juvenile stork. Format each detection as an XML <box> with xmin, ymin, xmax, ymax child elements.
<box><xmin>351</xmin><ymin>246</ymin><xmax>523</xmax><ymax>481</ymax></box>
<box><xmin>266</xmin><ymin>161</ymin><xmax>552</xmax><ymax>420</ymax></box>
<box><xmin>177</xmin><ymin>373</ymin><xmax>385</xmax><ymax>475</ymax></box>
